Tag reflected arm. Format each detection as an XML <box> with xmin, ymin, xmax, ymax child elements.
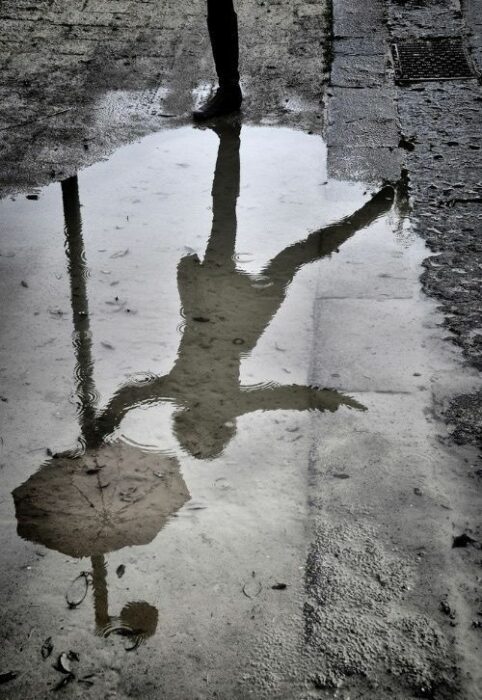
<box><xmin>263</xmin><ymin>186</ymin><xmax>394</xmax><ymax>287</ymax></box>
<box><xmin>93</xmin><ymin>375</ymin><xmax>172</xmax><ymax>443</ymax></box>
<box><xmin>238</xmin><ymin>384</ymin><xmax>366</xmax><ymax>416</ymax></box>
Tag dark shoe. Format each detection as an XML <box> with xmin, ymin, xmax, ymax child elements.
<box><xmin>193</xmin><ymin>85</ymin><xmax>242</xmax><ymax>121</ymax></box>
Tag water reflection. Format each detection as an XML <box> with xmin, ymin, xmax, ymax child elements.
<box><xmin>13</xmin><ymin>176</ymin><xmax>190</xmax><ymax>645</ymax></box>
<box><xmin>12</xmin><ymin>124</ymin><xmax>394</xmax><ymax>646</ymax></box>
<box><xmin>96</xmin><ymin>123</ymin><xmax>393</xmax><ymax>458</ymax></box>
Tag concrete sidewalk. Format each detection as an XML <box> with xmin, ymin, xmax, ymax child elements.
<box><xmin>0</xmin><ymin>1</ymin><xmax>481</xmax><ymax>698</ymax></box>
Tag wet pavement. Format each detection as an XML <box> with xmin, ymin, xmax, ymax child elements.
<box><xmin>0</xmin><ymin>0</ymin><xmax>327</xmax><ymax>195</ymax></box>
<box><xmin>1</xmin><ymin>1</ymin><xmax>482</xmax><ymax>698</ymax></box>
<box><xmin>1</xmin><ymin>123</ymin><xmax>481</xmax><ymax>698</ymax></box>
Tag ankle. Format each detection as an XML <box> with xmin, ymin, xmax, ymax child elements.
<box><xmin>219</xmin><ymin>82</ymin><xmax>241</xmax><ymax>93</ymax></box>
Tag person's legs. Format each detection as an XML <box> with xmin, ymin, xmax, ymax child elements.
<box><xmin>208</xmin><ymin>0</ymin><xmax>240</xmax><ymax>88</ymax></box>
<box><xmin>193</xmin><ymin>0</ymin><xmax>242</xmax><ymax>120</ymax></box>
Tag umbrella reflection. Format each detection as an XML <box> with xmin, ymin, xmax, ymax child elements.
<box><xmin>13</xmin><ymin>175</ymin><xmax>190</xmax><ymax>645</ymax></box>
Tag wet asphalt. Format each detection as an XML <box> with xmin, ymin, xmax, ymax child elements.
<box><xmin>1</xmin><ymin>1</ymin><xmax>482</xmax><ymax>699</ymax></box>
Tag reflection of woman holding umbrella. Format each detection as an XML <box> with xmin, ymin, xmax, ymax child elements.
<box><xmin>13</xmin><ymin>176</ymin><xmax>190</xmax><ymax>644</ymax></box>
<box><xmin>13</xmin><ymin>128</ymin><xmax>394</xmax><ymax>639</ymax></box>
<box><xmin>93</xmin><ymin>124</ymin><xmax>394</xmax><ymax>458</ymax></box>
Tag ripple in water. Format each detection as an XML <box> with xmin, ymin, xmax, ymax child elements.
<box><xmin>233</xmin><ymin>252</ymin><xmax>254</xmax><ymax>264</ymax></box>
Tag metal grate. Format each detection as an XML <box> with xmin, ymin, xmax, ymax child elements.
<box><xmin>392</xmin><ymin>37</ymin><xmax>475</xmax><ymax>83</ymax></box>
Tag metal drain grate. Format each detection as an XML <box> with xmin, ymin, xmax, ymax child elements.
<box><xmin>392</xmin><ymin>37</ymin><xmax>475</xmax><ymax>83</ymax></box>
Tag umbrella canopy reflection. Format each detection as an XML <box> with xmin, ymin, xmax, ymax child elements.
<box><xmin>13</xmin><ymin>442</ymin><xmax>189</xmax><ymax>559</ymax></box>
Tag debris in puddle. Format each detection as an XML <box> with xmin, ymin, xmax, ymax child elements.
<box><xmin>271</xmin><ymin>583</ymin><xmax>287</xmax><ymax>590</ymax></box>
<box><xmin>78</xmin><ymin>674</ymin><xmax>96</xmax><ymax>687</ymax></box>
<box><xmin>105</xmin><ymin>297</ymin><xmax>128</xmax><ymax>312</ymax></box>
<box><xmin>193</xmin><ymin>316</ymin><xmax>210</xmax><ymax>323</ymax></box>
<box><xmin>53</xmin><ymin>673</ymin><xmax>75</xmax><ymax>692</ymax></box>
<box><xmin>104</xmin><ymin>625</ymin><xmax>142</xmax><ymax>651</ymax></box>
<box><xmin>41</xmin><ymin>636</ymin><xmax>54</xmax><ymax>659</ymax></box>
<box><xmin>125</xmin><ymin>636</ymin><xmax>142</xmax><ymax>652</ymax></box>
<box><xmin>452</xmin><ymin>533</ymin><xmax>477</xmax><ymax>548</ymax></box>
<box><xmin>54</xmin><ymin>652</ymin><xmax>75</xmax><ymax>675</ymax></box>
<box><xmin>439</xmin><ymin>601</ymin><xmax>455</xmax><ymax>618</ymax></box>
<box><xmin>26</xmin><ymin>194</ymin><xmax>39</xmax><ymax>200</ymax></box>
<box><xmin>116</xmin><ymin>564</ymin><xmax>126</xmax><ymax>578</ymax></box>
<box><xmin>110</xmin><ymin>249</ymin><xmax>129</xmax><ymax>258</ymax></box>
<box><xmin>214</xmin><ymin>477</ymin><xmax>230</xmax><ymax>490</ymax></box>
<box><xmin>101</xmin><ymin>342</ymin><xmax>115</xmax><ymax>350</ymax></box>
<box><xmin>20</xmin><ymin>280</ymin><xmax>28</xmax><ymax>288</ymax></box>
<box><xmin>398</xmin><ymin>136</ymin><xmax>416</xmax><ymax>152</ymax></box>
<box><xmin>333</xmin><ymin>473</ymin><xmax>350</xmax><ymax>479</ymax></box>
<box><xmin>413</xmin><ymin>487</ymin><xmax>423</xmax><ymax>496</ymax></box>
<box><xmin>48</xmin><ymin>308</ymin><xmax>65</xmax><ymax>318</ymax></box>
<box><xmin>232</xmin><ymin>337</ymin><xmax>244</xmax><ymax>345</ymax></box>
<box><xmin>0</xmin><ymin>671</ymin><xmax>18</xmax><ymax>685</ymax></box>
<box><xmin>65</xmin><ymin>572</ymin><xmax>90</xmax><ymax>609</ymax></box>
<box><xmin>242</xmin><ymin>580</ymin><xmax>262</xmax><ymax>599</ymax></box>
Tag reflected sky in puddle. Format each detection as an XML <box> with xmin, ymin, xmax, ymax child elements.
<box><xmin>1</xmin><ymin>124</ymin><xmax>414</xmax><ymax>666</ymax></box>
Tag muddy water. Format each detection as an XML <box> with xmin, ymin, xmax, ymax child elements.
<box><xmin>0</xmin><ymin>125</ymin><xmax>476</xmax><ymax>698</ymax></box>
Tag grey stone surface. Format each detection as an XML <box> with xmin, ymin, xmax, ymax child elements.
<box><xmin>0</xmin><ymin>0</ymin><xmax>328</xmax><ymax>196</ymax></box>
<box><xmin>386</xmin><ymin>0</ymin><xmax>482</xmax><ymax>448</ymax></box>
<box><xmin>1</xmin><ymin>1</ymin><xmax>481</xmax><ymax>698</ymax></box>
<box><xmin>326</xmin><ymin>0</ymin><xmax>401</xmax><ymax>183</ymax></box>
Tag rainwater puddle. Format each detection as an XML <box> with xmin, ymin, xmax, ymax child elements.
<box><xmin>0</xmin><ymin>124</ymin><xmax>462</xmax><ymax>696</ymax></box>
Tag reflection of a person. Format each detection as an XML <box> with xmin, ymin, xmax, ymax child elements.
<box><xmin>95</xmin><ymin>123</ymin><xmax>394</xmax><ymax>458</ymax></box>
<box><xmin>193</xmin><ymin>0</ymin><xmax>243</xmax><ymax>121</ymax></box>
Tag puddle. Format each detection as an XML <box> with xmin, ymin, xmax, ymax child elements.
<box><xmin>0</xmin><ymin>124</ymin><xmax>471</xmax><ymax>697</ymax></box>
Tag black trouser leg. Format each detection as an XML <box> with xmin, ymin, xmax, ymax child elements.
<box><xmin>207</xmin><ymin>0</ymin><xmax>240</xmax><ymax>87</ymax></box>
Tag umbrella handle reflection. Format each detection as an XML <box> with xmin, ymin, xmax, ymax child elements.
<box><xmin>91</xmin><ymin>554</ymin><xmax>110</xmax><ymax>632</ymax></box>
<box><xmin>90</xmin><ymin>554</ymin><xmax>159</xmax><ymax>644</ymax></box>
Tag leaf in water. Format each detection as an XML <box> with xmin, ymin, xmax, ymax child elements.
<box><xmin>101</xmin><ymin>342</ymin><xmax>115</xmax><ymax>350</ymax></box>
<box><xmin>53</xmin><ymin>673</ymin><xmax>75</xmax><ymax>692</ymax></box>
<box><xmin>116</xmin><ymin>564</ymin><xmax>126</xmax><ymax>578</ymax></box>
<box><xmin>0</xmin><ymin>672</ymin><xmax>18</xmax><ymax>685</ymax></box>
<box><xmin>54</xmin><ymin>652</ymin><xmax>71</xmax><ymax>675</ymax></box>
<box><xmin>110</xmin><ymin>249</ymin><xmax>129</xmax><ymax>259</ymax></box>
<box><xmin>41</xmin><ymin>636</ymin><xmax>54</xmax><ymax>660</ymax></box>
<box><xmin>452</xmin><ymin>533</ymin><xmax>477</xmax><ymax>548</ymax></box>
